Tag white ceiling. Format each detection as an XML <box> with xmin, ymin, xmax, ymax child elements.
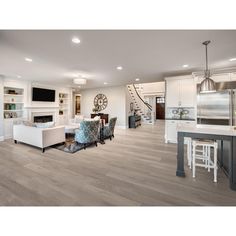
<box><xmin>1</xmin><ymin>30</ymin><xmax>236</xmax><ymax>89</ymax></box>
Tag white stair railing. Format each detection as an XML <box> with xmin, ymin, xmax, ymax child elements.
<box><xmin>127</xmin><ymin>84</ymin><xmax>154</xmax><ymax>124</ymax></box>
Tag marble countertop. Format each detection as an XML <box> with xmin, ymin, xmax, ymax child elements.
<box><xmin>177</xmin><ymin>124</ymin><xmax>236</xmax><ymax>136</ymax></box>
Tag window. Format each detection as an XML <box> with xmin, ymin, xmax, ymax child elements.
<box><xmin>156</xmin><ymin>97</ymin><xmax>165</xmax><ymax>103</ymax></box>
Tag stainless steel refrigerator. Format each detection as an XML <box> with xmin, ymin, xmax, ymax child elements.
<box><xmin>197</xmin><ymin>81</ymin><xmax>236</xmax><ymax>126</ymax></box>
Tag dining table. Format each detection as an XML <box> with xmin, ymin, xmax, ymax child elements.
<box><xmin>176</xmin><ymin>124</ymin><xmax>236</xmax><ymax>191</ymax></box>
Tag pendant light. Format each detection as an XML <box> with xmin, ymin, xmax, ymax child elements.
<box><xmin>200</xmin><ymin>40</ymin><xmax>216</xmax><ymax>93</ymax></box>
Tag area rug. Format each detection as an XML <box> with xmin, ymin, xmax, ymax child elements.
<box><xmin>52</xmin><ymin>141</ymin><xmax>85</xmax><ymax>153</ymax></box>
<box><xmin>52</xmin><ymin>134</ymin><xmax>85</xmax><ymax>153</ymax></box>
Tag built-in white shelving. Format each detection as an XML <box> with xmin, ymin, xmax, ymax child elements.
<box><xmin>58</xmin><ymin>92</ymin><xmax>69</xmax><ymax>125</ymax></box>
<box><xmin>3</xmin><ymin>87</ymin><xmax>24</xmax><ymax>119</ymax></box>
<box><xmin>58</xmin><ymin>93</ymin><xmax>69</xmax><ymax>116</ymax></box>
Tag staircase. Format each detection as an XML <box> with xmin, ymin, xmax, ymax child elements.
<box><xmin>127</xmin><ymin>84</ymin><xmax>154</xmax><ymax>124</ymax></box>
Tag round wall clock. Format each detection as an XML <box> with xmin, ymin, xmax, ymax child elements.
<box><xmin>94</xmin><ymin>94</ymin><xmax>108</xmax><ymax>111</ymax></box>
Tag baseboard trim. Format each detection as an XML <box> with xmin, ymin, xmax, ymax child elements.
<box><xmin>0</xmin><ymin>136</ymin><xmax>4</xmax><ymax>142</ymax></box>
<box><xmin>115</xmin><ymin>125</ymin><xmax>128</xmax><ymax>129</ymax></box>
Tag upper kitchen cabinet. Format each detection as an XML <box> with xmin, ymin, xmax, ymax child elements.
<box><xmin>230</xmin><ymin>73</ymin><xmax>236</xmax><ymax>81</ymax></box>
<box><xmin>165</xmin><ymin>78</ymin><xmax>180</xmax><ymax>107</ymax></box>
<box><xmin>165</xmin><ymin>75</ymin><xmax>196</xmax><ymax>107</ymax></box>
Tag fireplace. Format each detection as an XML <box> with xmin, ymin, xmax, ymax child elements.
<box><xmin>34</xmin><ymin>115</ymin><xmax>53</xmax><ymax>123</ymax></box>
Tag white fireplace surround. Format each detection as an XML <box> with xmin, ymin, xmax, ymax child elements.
<box><xmin>32</xmin><ymin>112</ymin><xmax>55</xmax><ymax>123</ymax></box>
<box><xmin>25</xmin><ymin>107</ymin><xmax>59</xmax><ymax>123</ymax></box>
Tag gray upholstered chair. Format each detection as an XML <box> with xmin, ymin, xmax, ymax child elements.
<box><xmin>103</xmin><ymin>117</ymin><xmax>117</xmax><ymax>140</ymax></box>
<box><xmin>74</xmin><ymin>120</ymin><xmax>100</xmax><ymax>149</ymax></box>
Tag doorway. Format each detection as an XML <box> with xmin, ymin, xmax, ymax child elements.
<box><xmin>156</xmin><ymin>97</ymin><xmax>165</xmax><ymax>119</ymax></box>
<box><xmin>74</xmin><ymin>94</ymin><xmax>81</xmax><ymax>115</ymax></box>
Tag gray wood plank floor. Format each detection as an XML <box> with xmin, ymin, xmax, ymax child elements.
<box><xmin>0</xmin><ymin>120</ymin><xmax>236</xmax><ymax>206</ymax></box>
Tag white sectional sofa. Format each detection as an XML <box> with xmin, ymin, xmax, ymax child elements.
<box><xmin>13</xmin><ymin>124</ymin><xmax>65</xmax><ymax>152</ymax></box>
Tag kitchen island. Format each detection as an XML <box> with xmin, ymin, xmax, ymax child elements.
<box><xmin>176</xmin><ymin>124</ymin><xmax>236</xmax><ymax>191</ymax></box>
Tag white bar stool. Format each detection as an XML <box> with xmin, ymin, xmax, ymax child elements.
<box><xmin>192</xmin><ymin>139</ymin><xmax>218</xmax><ymax>182</ymax></box>
<box><xmin>185</xmin><ymin>137</ymin><xmax>205</xmax><ymax>169</ymax></box>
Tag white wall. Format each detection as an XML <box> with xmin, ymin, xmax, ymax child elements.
<box><xmin>0</xmin><ymin>76</ymin><xmax>4</xmax><ymax>140</ymax></box>
<box><xmin>80</xmin><ymin>86</ymin><xmax>127</xmax><ymax>127</ymax></box>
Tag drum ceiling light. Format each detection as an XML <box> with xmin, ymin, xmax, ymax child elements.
<box><xmin>73</xmin><ymin>77</ymin><xmax>87</xmax><ymax>85</ymax></box>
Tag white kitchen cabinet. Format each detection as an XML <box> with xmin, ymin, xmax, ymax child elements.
<box><xmin>230</xmin><ymin>73</ymin><xmax>236</xmax><ymax>81</ymax></box>
<box><xmin>178</xmin><ymin>120</ymin><xmax>196</xmax><ymax>127</ymax></box>
<box><xmin>165</xmin><ymin>79</ymin><xmax>180</xmax><ymax>107</ymax></box>
<box><xmin>165</xmin><ymin>120</ymin><xmax>177</xmax><ymax>143</ymax></box>
<box><xmin>165</xmin><ymin>120</ymin><xmax>196</xmax><ymax>143</ymax></box>
<box><xmin>179</xmin><ymin>78</ymin><xmax>196</xmax><ymax>107</ymax></box>
<box><xmin>165</xmin><ymin>75</ymin><xmax>196</xmax><ymax>108</ymax></box>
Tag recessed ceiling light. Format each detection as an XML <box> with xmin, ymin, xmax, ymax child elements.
<box><xmin>116</xmin><ymin>66</ymin><xmax>123</xmax><ymax>70</ymax></box>
<box><xmin>25</xmin><ymin>57</ymin><xmax>32</xmax><ymax>62</ymax></box>
<box><xmin>17</xmin><ymin>75</ymin><xmax>22</xmax><ymax>78</ymax></box>
<box><xmin>135</xmin><ymin>78</ymin><xmax>140</xmax><ymax>81</ymax></box>
<box><xmin>229</xmin><ymin>58</ymin><xmax>236</xmax><ymax>62</ymax></box>
<box><xmin>72</xmin><ymin>37</ymin><xmax>81</xmax><ymax>44</ymax></box>
<box><xmin>182</xmin><ymin>64</ymin><xmax>189</xmax><ymax>68</ymax></box>
<box><xmin>77</xmin><ymin>86</ymin><xmax>81</xmax><ymax>88</ymax></box>
<box><xmin>104</xmin><ymin>82</ymin><xmax>108</xmax><ymax>85</ymax></box>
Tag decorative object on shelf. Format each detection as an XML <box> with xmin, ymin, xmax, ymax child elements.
<box><xmin>8</xmin><ymin>89</ymin><xmax>17</xmax><ymax>94</ymax></box>
<box><xmin>200</xmin><ymin>40</ymin><xmax>216</xmax><ymax>93</ymax></box>
<box><xmin>5</xmin><ymin>104</ymin><xmax>10</xmax><ymax>110</ymax></box>
<box><xmin>12</xmin><ymin>112</ymin><xmax>17</xmax><ymax>118</ymax></box>
<box><xmin>4</xmin><ymin>113</ymin><xmax>10</xmax><ymax>119</ymax></box>
<box><xmin>60</xmin><ymin>99</ymin><xmax>63</xmax><ymax>104</ymax></box>
<box><xmin>6</xmin><ymin>112</ymin><xmax>17</xmax><ymax>118</ymax></box>
<box><xmin>59</xmin><ymin>110</ymin><xmax>64</xmax><ymax>115</ymax></box>
<box><xmin>11</xmin><ymin>98</ymin><xmax>15</xmax><ymax>102</ymax></box>
<box><xmin>94</xmin><ymin>94</ymin><xmax>108</xmax><ymax>111</ymax></box>
<box><xmin>10</xmin><ymin>104</ymin><xmax>16</xmax><ymax>110</ymax></box>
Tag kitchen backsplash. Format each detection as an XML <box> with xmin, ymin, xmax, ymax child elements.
<box><xmin>166</xmin><ymin>107</ymin><xmax>195</xmax><ymax>120</ymax></box>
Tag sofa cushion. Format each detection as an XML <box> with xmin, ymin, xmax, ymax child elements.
<box><xmin>74</xmin><ymin>115</ymin><xmax>84</xmax><ymax>123</ymax></box>
<box><xmin>35</xmin><ymin>121</ymin><xmax>55</xmax><ymax>128</ymax></box>
<box><xmin>22</xmin><ymin>120</ymin><xmax>36</xmax><ymax>127</ymax></box>
<box><xmin>93</xmin><ymin>116</ymin><xmax>100</xmax><ymax>121</ymax></box>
